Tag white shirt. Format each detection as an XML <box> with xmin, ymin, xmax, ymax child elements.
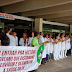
<box><xmin>39</xmin><ymin>35</ymin><xmax>45</xmax><ymax>43</ymax></box>
<box><xmin>66</xmin><ymin>38</ymin><xmax>71</xmax><ymax>50</ymax></box>
<box><xmin>44</xmin><ymin>38</ymin><xmax>49</xmax><ymax>54</ymax></box>
<box><xmin>57</xmin><ymin>37</ymin><xmax>61</xmax><ymax>51</ymax></box>
<box><xmin>19</xmin><ymin>38</ymin><xmax>28</xmax><ymax>46</ymax></box>
<box><xmin>29</xmin><ymin>37</ymin><xmax>33</xmax><ymax>46</ymax></box>
<box><xmin>45</xmin><ymin>38</ymin><xmax>51</xmax><ymax>54</ymax></box>
<box><xmin>54</xmin><ymin>43</ymin><xmax>58</xmax><ymax>53</ymax></box>
<box><xmin>50</xmin><ymin>38</ymin><xmax>54</xmax><ymax>53</ymax></box>
<box><xmin>62</xmin><ymin>37</ymin><xmax>65</xmax><ymax>50</ymax></box>
<box><xmin>19</xmin><ymin>38</ymin><xmax>24</xmax><ymax>46</ymax></box>
<box><xmin>6</xmin><ymin>33</ymin><xmax>18</xmax><ymax>46</ymax></box>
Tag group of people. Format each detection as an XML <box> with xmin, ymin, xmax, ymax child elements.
<box><xmin>0</xmin><ymin>29</ymin><xmax>71</xmax><ymax>59</ymax></box>
<box><xmin>0</xmin><ymin>28</ymin><xmax>72</xmax><ymax>72</ymax></box>
<box><xmin>38</xmin><ymin>32</ymin><xmax>71</xmax><ymax>63</ymax></box>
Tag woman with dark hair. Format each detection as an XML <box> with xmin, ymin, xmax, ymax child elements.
<box><xmin>19</xmin><ymin>33</ymin><xmax>29</xmax><ymax>46</ymax></box>
<box><xmin>29</xmin><ymin>32</ymin><xmax>34</xmax><ymax>46</ymax></box>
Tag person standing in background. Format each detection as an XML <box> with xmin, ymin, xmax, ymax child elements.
<box><xmin>39</xmin><ymin>32</ymin><xmax>45</xmax><ymax>44</ymax></box>
<box><xmin>19</xmin><ymin>33</ymin><xmax>29</xmax><ymax>46</ymax></box>
<box><xmin>53</xmin><ymin>37</ymin><xmax>59</xmax><ymax>61</ymax></box>
<box><xmin>48</xmin><ymin>34</ymin><xmax>53</xmax><ymax>61</ymax></box>
<box><xmin>6</xmin><ymin>28</ymin><xmax>18</xmax><ymax>46</ymax></box>
<box><xmin>39</xmin><ymin>32</ymin><xmax>48</xmax><ymax>64</ymax></box>
<box><xmin>29</xmin><ymin>32</ymin><xmax>34</xmax><ymax>46</ymax></box>
<box><xmin>49</xmin><ymin>34</ymin><xmax>54</xmax><ymax>61</ymax></box>
<box><xmin>44</xmin><ymin>34</ymin><xmax>51</xmax><ymax>62</ymax></box>
<box><xmin>61</xmin><ymin>33</ymin><xmax>66</xmax><ymax>59</ymax></box>
<box><xmin>57</xmin><ymin>33</ymin><xmax>62</xmax><ymax>59</ymax></box>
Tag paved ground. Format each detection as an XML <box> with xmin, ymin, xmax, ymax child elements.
<box><xmin>37</xmin><ymin>56</ymin><xmax>72</xmax><ymax>72</ymax></box>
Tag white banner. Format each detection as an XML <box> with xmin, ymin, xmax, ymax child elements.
<box><xmin>0</xmin><ymin>44</ymin><xmax>44</xmax><ymax>72</ymax></box>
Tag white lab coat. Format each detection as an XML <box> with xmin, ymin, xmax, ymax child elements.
<box><xmin>39</xmin><ymin>35</ymin><xmax>46</xmax><ymax>58</ymax></box>
<box><xmin>19</xmin><ymin>38</ymin><xmax>28</xmax><ymax>46</ymax></box>
<box><xmin>62</xmin><ymin>37</ymin><xmax>65</xmax><ymax>51</ymax></box>
<box><xmin>6</xmin><ymin>33</ymin><xmax>18</xmax><ymax>46</ymax></box>
<box><xmin>57</xmin><ymin>37</ymin><xmax>62</xmax><ymax>51</ymax></box>
<box><xmin>39</xmin><ymin>35</ymin><xmax>45</xmax><ymax>43</ymax></box>
<box><xmin>44</xmin><ymin>38</ymin><xmax>49</xmax><ymax>54</ymax></box>
<box><xmin>50</xmin><ymin>38</ymin><xmax>54</xmax><ymax>53</ymax></box>
<box><xmin>53</xmin><ymin>43</ymin><xmax>59</xmax><ymax>60</ymax></box>
<box><xmin>66</xmin><ymin>38</ymin><xmax>71</xmax><ymax>50</ymax></box>
<box><xmin>29</xmin><ymin>37</ymin><xmax>33</xmax><ymax>46</ymax></box>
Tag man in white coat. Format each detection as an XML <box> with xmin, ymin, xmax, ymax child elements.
<box><xmin>6</xmin><ymin>28</ymin><xmax>18</xmax><ymax>46</ymax></box>
<box><xmin>39</xmin><ymin>32</ymin><xmax>48</xmax><ymax>64</ymax></box>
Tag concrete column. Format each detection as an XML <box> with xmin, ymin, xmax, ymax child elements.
<box><xmin>70</xmin><ymin>25</ymin><xmax>72</xmax><ymax>34</ymax></box>
<box><xmin>35</xmin><ymin>18</ymin><xmax>43</xmax><ymax>32</ymax></box>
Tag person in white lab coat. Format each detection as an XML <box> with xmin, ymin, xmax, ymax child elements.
<box><xmin>48</xmin><ymin>34</ymin><xmax>53</xmax><ymax>61</ymax></box>
<box><xmin>65</xmin><ymin>35</ymin><xmax>71</xmax><ymax>57</ymax></box>
<box><xmin>19</xmin><ymin>33</ymin><xmax>29</xmax><ymax>46</ymax></box>
<box><xmin>44</xmin><ymin>34</ymin><xmax>51</xmax><ymax>62</ymax></box>
<box><xmin>39</xmin><ymin>32</ymin><xmax>45</xmax><ymax>43</ymax></box>
<box><xmin>57</xmin><ymin>33</ymin><xmax>62</xmax><ymax>59</ymax></box>
<box><xmin>39</xmin><ymin>32</ymin><xmax>49</xmax><ymax>64</ymax></box>
<box><xmin>61</xmin><ymin>33</ymin><xmax>66</xmax><ymax>59</ymax></box>
<box><xmin>53</xmin><ymin>37</ymin><xmax>59</xmax><ymax>61</ymax></box>
<box><xmin>6</xmin><ymin>28</ymin><xmax>18</xmax><ymax>46</ymax></box>
<box><xmin>28</xmin><ymin>32</ymin><xmax>34</xmax><ymax>46</ymax></box>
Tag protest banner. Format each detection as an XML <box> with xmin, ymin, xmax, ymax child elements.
<box><xmin>0</xmin><ymin>44</ymin><xmax>44</xmax><ymax>72</ymax></box>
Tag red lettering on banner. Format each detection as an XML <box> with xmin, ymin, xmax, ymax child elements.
<box><xmin>0</xmin><ymin>47</ymin><xmax>36</xmax><ymax>72</ymax></box>
<box><xmin>18</xmin><ymin>50</ymin><xmax>24</xmax><ymax>55</ymax></box>
<box><xmin>25</xmin><ymin>50</ymin><xmax>36</xmax><ymax>55</ymax></box>
<box><xmin>18</xmin><ymin>60</ymin><xmax>33</xmax><ymax>66</ymax></box>
<box><xmin>2</xmin><ymin>50</ymin><xmax>17</xmax><ymax>56</ymax></box>
<box><xmin>20</xmin><ymin>55</ymin><xmax>34</xmax><ymax>60</ymax></box>
<box><xmin>0</xmin><ymin>57</ymin><xmax>13</xmax><ymax>61</ymax></box>
<box><xmin>18</xmin><ymin>66</ymin><xmax>25</xmax><ymax>71</ymax></box>
<box><xmin>0</xmin><ymin>62</ymin><xmax>15</xmax><ymax>67</ymax></box>
<box><xmin>7</xmin><ymin>67</ymin><xmax>17</xmax><ymax>72</ymax></box>
<box><xmin>14</xmin><ymin>57</ymin><xmax>19</xmax><ymax>61</ymax></box>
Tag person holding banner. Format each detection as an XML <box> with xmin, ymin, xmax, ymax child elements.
<box><xmin>32</xmin><ymin>32</ymin><xmax>40</xmax><ymax>72</ymax></box>
<box><xmin>32</xmin><ymin>32</ymin><xmax>40</xmax><ymax>47</ymax></box>
<box><xmin>6</xmin><ymin>28</ymin><xmax>18</xmax><ymax>46</ymax></box>
<box><xmin>39</xmin><ymin>32</ymin><xmax>49</xmax><ymax>64</ymax></box>
<box><xmin>19</xmin><ymin>33</ymin><xmax>29</xmax><ymax>46</ymax></box>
